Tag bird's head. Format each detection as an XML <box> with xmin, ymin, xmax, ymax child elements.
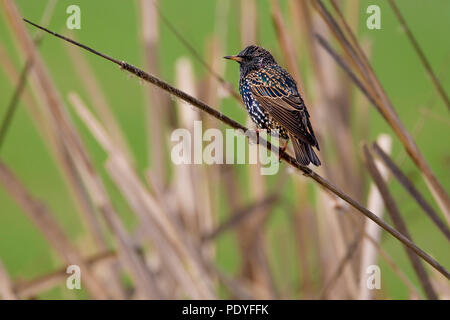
<box><xmin>224</xmin><ymin>45</ymin><xmax>276</xmax><ymax>77</ymax></box>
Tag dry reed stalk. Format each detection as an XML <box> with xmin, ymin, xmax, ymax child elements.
<box><xmin>270</xmin><ymin>0</ymin><xmax>303</xmax><ymax>92</ymax></box>
<box><xmin>174</xmin><ymin>58</ymin><xmax>201</xmax><ymax>233</ymax></box>
<box><xmin>221</xmin><ymin>147</ymin><xmax>280</xmax><ymax>299</ymax></box>
<box><xmin>0</xmin><ymin>260</ymin><xmax>17</xmax><ymax>299</ymax></box>
<box><xmin>1</xmin><ymin>1</ymin><xmax>113</xmax><ymax>260</ymax></box>
<box><xmin>0</xmin><ymin>0</ymin><xmax>56</xmax><ymax>149</ymax></box>
<box><xmin>314</xmin><ymin>193</ymin><xmax>340</xmax><ymax>298</ymax></box>
<box><xmin>314</xmin><ymin>26</ymin><xmax>363</xmax><ymax>277</ymax></box>
<box><xmin>204</xmin><ymin>261</ymin><xmax>254</xmax><ymax>300</ymax></box>
<box><xmin>221</xmin><ymin>165</ymin><xmax>268</xmax><ymax>297</ymax></box>
<box><xmin>106</xmin><ymin>157</ymin><xmax>216</xmax><ymax>299</ymax></box>
<box><xmin>15</xmin><ymin>250</ymin><xmax>117</xmax><ymax>299</ymax></box>
<box><xmin>345</xmin><ymin>0</ymin><xmax>360</xmax><ymax>33</ymax></box>
<box><xmin>340</xmin><ymin>206</ymin><xmax>423</xmax><ymax>299</ymax></box>
<box><xmin>292</xmin><ymin>203</ymin><xmax>320</xmax><ymax>298</ymax></box>
<box><xmin>3</xmin><ymin>6</ymin><xmax>106</xmax><ymax>258</ymax></box>
<box><xmin>200</xmin><ymin>38</ymin><xmax>223</xmax><ymax>254</ymax></box>
<box><xmin>430</xmin><ymin>269</ymin><xmax>450</xmax><ymax>300</ymax></box>
<box><xmin>353</xmin><ymin>39</ymin><xmax>373</xmax><ymax>186</ymax></box>
<box><xmin>200</xmin><ymin>0</ymin><xmax>232</xmax><ymax>248</ymax></box>
<box><xmin>283</xmin><ymin>3</ymin><xmax>343</xmax><ymax>297</ymax></box>
<box><xmin>198</xmin><ymin>37</ymin><xmax>232</xmax><ymax>277</ymax></box>
<box><xmin>140</xmin><ymin>0</ymin><xmax>169</xmax><ymax>188</ymax></box>
<box><xmin>315</xmin><ymin>0</ymin><xmax>450</xmax><ymax>221</ymax></box>
<box><xmin>235</xmin><ymin>163</ymin><xmax>280</xmax><ymax>299</ymax></box>
<box><xmin>0</xmin><ymin>45</ymin><xmax>37</xmax><ymax>113</ymax></box>
<box><xmin>173</xmin><ymin>58</ymin><xmax>214</xmax><ymax>268</ymax></box>
<box><xmin>294</xmin><ymin>0</ymin><xmax>325</xmax><ymax>84</ymax></box>
<box><xmin>203</xmin><ymin>194</ymin><xmax>279</xmax><ymax>241</ymax></box>
<box><xmin>0</xmin><ymin>50</ymin><xmax>104</xmax><ymax>258</ymax></box>
<box><xmin>3</xmin><ymin>0</ymin><xmax>153</xmax><ymax>299</ymax></box>
<box><xmin>287</xmin><ymin>1</ymin><xmax>305</xmax><ymax>60</ymax></box>
<box><xmin>318</xmin><ymin>191</ymin><xmax>359</xmax><ymax>299</ymax></box>
<box><xmin>290</xmin><ymin>4</ymin><xmax>330</xmax><ymax>296</ymax></box>
<box><xmin>318</xmin><ymin>19</ymin><xmax>449</xmax><ymax>226</ymax></box>
<box><xmin>202</xmin><ymin>37</ymin><xmax>222</xmax><ymax>117</ymax></box>
<box><xmin>318</xmin><ymin>221</ymin><xmax>365</xmax><ymax>299</ymax></box>
<box><xmin>69</xmin><ymin>95</ymin><xmax>216</xmax><ymax>299</ymax></box>
<box><xmin>22</xmin><ymin>18</ymin><xmax>450</xmax><ymax>280</ymax></box>
<box><xmin>173</xmin><ymin>57</ymin><xmax>216</xmax><ymax>267</ymax></box>
<box><xmin>361</xmin><ymin>226</ymin><xmax>422</xmax><ymax>299</ymax></box>
<box><xmin>0</xmin><ymin>161</ymin><xmax>109</xmax><ymax>299</ymax></box>
<box><xmin>67</xmin><ymin>93</ymin><xmax>168</xmax><ymax>299</ymax></box>
<box><xmin>173</xmin><ymin>57</ymin><xmax>217</xmax><ymax>262</ymax></box>
<box><xmin>372</xmin><ymin>143</ymin><xmax>450</xmax><ymax>241</ymax></box>
<box><xmin>240</xmin><ymin>0</ymin><xmax>258</xmax><ymax>46</ymax></box>
<box><xmin>66</xmin><ymin>43</ymin><xmax>138</xmax><ymax>300</ymax></box>
<box><xmin>0</xmin><ymin>0</ymin><xmax>56</xmax><ymax>151</ymax></box>
<box><xmin>202</xmin><ymin>0</ymin><xmax>229</xmax><ymax>107</ymax></box>
<box><xmin>306</xmin><ymin>5</ymin><xmax>360</xmax><ymax>200</ymax></box>
<box><xmin>0</xmin><ymin>58</ymin><xmax>36</xmax><ymax>150</ymax></box>
<box><xmin>65</xmin><ymin>39</ymin><xmax>134</xmax><ymax>166</ymax></box>
<box><xmin>178</xmin><ymin>55</ymin><xmax>217</xmax><ymax>260</ymax></box>
<box><xmin>359</xmin><ymin>134</ymin><xmax>392</xmax><ymax>300</ymax></box>
<box><xmin>388</xmin><ymin>0</ymin><xmax>450</xmax><ymax>111</ymax></box>
<box><xmin>299</xmin><ymin>10</ymin><xmax>362</xmax><ymax>297</ymax></box>
<box><xmin>363</xmin><ymin>145</ymin><xmax>438</xmax><ymax>300</ymax></box>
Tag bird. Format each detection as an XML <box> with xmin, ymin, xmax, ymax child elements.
<box><xmin>224</xmin><ymin>45</ymin><xmax>321</xmax><ymax>166</ymax></box>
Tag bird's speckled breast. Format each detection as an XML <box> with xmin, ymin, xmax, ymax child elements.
<box><xmin>239</xmin><ymin>77</ymin><xmax>289</xmax><ymax>139</ymax></box>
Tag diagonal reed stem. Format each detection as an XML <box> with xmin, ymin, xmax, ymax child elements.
<box><xmin>372</xmin><ymin>142</ymin><xmax>450</xmax><ymax>241</ymax></box>
<box><xmin>0</xmin><ymin>59</ymin><xmax>32</xmax><ymax>151</ymax></box>
<box><xmin>0</xmin><ymin>0</ymin><xmax>56</xmax><ymax>151</ymax></box>
<box><xmin>22</xmin><ymin>18</ymin><xmax>450</xmax><ymax>280</ymax></box>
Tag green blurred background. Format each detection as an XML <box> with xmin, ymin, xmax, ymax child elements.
<box><xmin>0</xmin><ymin>0</ymin><xmax>449</xmax><ymax>299</ymax></box>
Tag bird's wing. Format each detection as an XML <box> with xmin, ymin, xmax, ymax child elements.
<box><xmin>247</xmin><ymin>67</ymin><xmax>319</xmax><ymax>148</ymax></box>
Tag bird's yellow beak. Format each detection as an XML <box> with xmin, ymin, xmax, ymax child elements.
<box><xmin>224</xmin><ymin>55</ymin><xmax>243</xmax><ymax>62</ymax></box>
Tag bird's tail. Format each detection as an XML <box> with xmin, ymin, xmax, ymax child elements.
<box><xmin>290</xmin><ymin>135</ymin><xmax>321</xmax><ymax>166</ymax></box>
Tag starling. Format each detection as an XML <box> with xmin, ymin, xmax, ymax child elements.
<box><xmin>225</xmin><ymin>45</ymin><xmax>321</xmax><ymax>166</ymax></box>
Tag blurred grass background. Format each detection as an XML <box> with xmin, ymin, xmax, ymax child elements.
<box><xmin>0</xmin><ymin>0</ymin><xmax>449</xmax><ymax>299</ymax></box>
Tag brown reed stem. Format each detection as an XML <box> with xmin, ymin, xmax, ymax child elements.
<box><xmin>363</xmin><ymin>145</ymin><xmax>438</xmax><ymax>299</ymax></box>
<box><xmin>0</xmin><ymin>0</ymin><xmax>56</xmax><ymax>151</ymax></box>
<box><xmin>0</xmin><ymin>59</ymin><xmax>32</xmax><ymax>151</ymax></box>
<box><xmin>0</xmin><ymin>161</ymin><xmax>110</xmax><ymax>299</ymax></box>
<box><xmin>372</xmin><ymin>142</ymin><xmax>450</xmax><ymax>241</ymax></box>
<box><xmin>14</xmin><ymin>250</ymin><xmax>117</xmax><ymax>298</ymax></box>
<box><xmin>318</xmin><ymin>221</ymin><xmax>365</xmax><ymax>299</ymax></box>
<box><xmin>203</xmin><ymin>193</ymin><xmax>279</xmax><ymax>241</ymax></box>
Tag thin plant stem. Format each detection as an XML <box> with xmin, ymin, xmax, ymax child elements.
<box><xmin>363</xmin><ymin>145</ymin><xmax>438</xmax><ymax>299</ymax></box>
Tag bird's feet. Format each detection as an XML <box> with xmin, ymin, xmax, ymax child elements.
<box><xmin>279</xmin><ymin>140</ymin><xmax>289</xmax><ymax>162</ymax></box>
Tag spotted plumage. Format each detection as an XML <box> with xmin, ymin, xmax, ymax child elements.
<box><xmin>239</xmin><ymin>76</ymin><xmax>289</xmax><ymax>139</ymax></box>
<box><xmin>225</xmin><ymin>45</ymin><xmax>321</xmax><ymax>166</ymax></box>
